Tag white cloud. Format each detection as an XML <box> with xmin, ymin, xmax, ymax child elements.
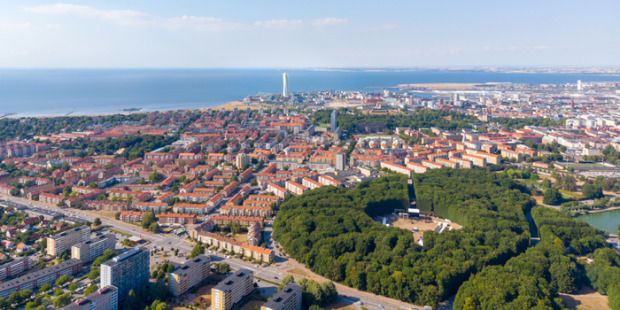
<box><xmin>25</xmin><ymin>4</ymin><xmax>148</xmax><ymax>26</ymax></box>
<box><xmin>24</xmin><ymin>3</ymin><xmax>242</xmax><ymax>31</ymax></box>
<box><xmin>254</xmin><ymin>19</ymin><xmax>303</xmax><ymax>30</ymax></box>
<box><xmin>311</xmin><ymin>17</ymin><xmax>347</xmax><ymax>27</ymax></box>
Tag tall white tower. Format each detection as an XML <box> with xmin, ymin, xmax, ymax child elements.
<box><xmin>282</xmin><ymin>73</ymin><xmax>289</xmax><ymax>97</ymax></box>
<box><xmin>577</xmin><ymin>80</ymin><xmax>582</xmax><ymax>92</ymax></box>
<box><xmin>331</xmin><ymin>109</ymin><xmax>337</xmax><ymax>132</ymax></box>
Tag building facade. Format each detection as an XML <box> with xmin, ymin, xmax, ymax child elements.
<box><xmin>211</xmin><ymin>269</ymin><xmax>254</xmax><ymax>310</ymax></box>
<box><xmin>47</xmin><ymin>226</ymin><xmax>91</xmax><ymax>256</ymax></box>
<box><xmin>61</xmin><ymin>285</ymin><xmax>118</xmax><ymax>310</ymax></box>
<box><xmin>100</xmin><ymin>247</ymin><xmax>149</xmax><ymax>301</ymax></box>
<box><xmin>261</xmin><ymin>283</ymin><xmax>302</xmax><ymax>310</ymax></box>
<box><xmin>168</xmin><ymin>255</ymin><xmax>211</xmax><ymax>296</ymax></box>
<box><xmin>71</xmin><ymin>233</ymin><xmax>116</xmax><ymax>263</ymax></box>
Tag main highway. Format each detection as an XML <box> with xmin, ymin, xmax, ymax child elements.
<box><xmin>1</xmin><ymin>194</ymin><xmax>423</xmax><ymax>310</ymax></box>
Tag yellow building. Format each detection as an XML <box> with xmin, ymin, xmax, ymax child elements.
<box><xmin>168</xmin><ymin>255</ymin><xmax>210</xmax><ymax>296</ymax></box>
<box><xmin>211</xmin><ymin>269</ymin><xmax>254</xmax><ymax>310</ymax></box>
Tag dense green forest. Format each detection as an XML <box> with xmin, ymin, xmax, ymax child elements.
<box><xmin>0</xmin><ymin>114</ymin><xmax>148</xmax><ymax>141</ymax></box>
<box><xmin>492</xmin><ymin>117</ymin><xmax>564</xmax><ymax>129</ymax></box>
<box><xmin>454</xmin><ymin>207</ymin><xmax>615</xmax><ymax>309</ymax></box>
<box><xmin>274</xmin><ymin>170</ymin><xmax>536</xmax><ymax>307</ymax></box>
<box><xmin>62</xmin><ymin>135</ymin><xmax>178</xmax><ymax>160</ymax></box>
<box><xmin>313</xmin><ymin>109</ymin><xmax>478</xmax><ymax>133</ymax></box>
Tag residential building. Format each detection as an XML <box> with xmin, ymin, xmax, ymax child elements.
<box><xmin>261</xmin><ymin>283</ymin><xmax>302</xmax><ymax>310</ymax></box>
<box><xmin>211</xmin><ymin>269</ymin><xmax>254</xmax><ymax>310</ymax></box>
<box><xmin>0</xmin><ymin>257</ymin><xmax>31</xmax><ymax>281</ymax></box>
<box><xmin>159</xmin><ymin>213</ymin><xmax>197</xmax><ymax>225</ymax></box>
<box><xmin>71</xmin><ymin>233</ymin><xmax>116</xmax><ymax>263</ymax></box>
<box><xmin>47</xmin><ymin>226</ymin><xmax>91</xmax><ymax>256</ymax></box>
<box><xmin>119</xmin><ymin>211</ymin><xmax>145</xmax><ymax>222</ymax></box>
<box><xmin>61</xmin><ymin>286</ymin><xmax>119</xmax><ymax>310</ymax></box>
<box><xmin>0</xmin><ymin>259</ymin><xmax>82</xmax><ymax>299</ymax></box>
<box><xmin>192</xmin><ymin>231</ymin><xmax>274</xmax><ymax>263</ymax></box>
<box><xmin>100</xmin><ymin>247</ymin><xmax>149</xmax><ymax>301</ymax></box>
<box><xmin>168</xmin><ymin>255</ymin><xmax>211</xmax><ymax>296</ymax></box>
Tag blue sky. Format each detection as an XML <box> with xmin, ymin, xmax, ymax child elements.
<box><xmin>0</xmin><ymin>0</ymin><xmax>618</xmax><ymax>68</ymax></box>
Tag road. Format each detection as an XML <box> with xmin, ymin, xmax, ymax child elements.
<box><xmin>1</xmin><ymin>194</ymin><xmax>423</xmax><ymax>310</ymax></box>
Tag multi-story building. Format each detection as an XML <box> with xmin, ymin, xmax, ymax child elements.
<box><xmin>48</xmin><ymin>226</ymin><xmax>91</xmax><ymax>256</ymax></box>
<box><xmin>71</xmin><ymin>233</ymin><xmax>116</xmax><ymax>263</ymax></box>
<box><xmin>0</xmin><ymin>259</ymin><xmax>82</xmax><ymax>298</ymax></box>
<box><xmin>168</xmin><ymin>255</ymin><xmax>211</xmax><ymax>296</ymax></box>
<box><xmin>159</xmin><ymin>213</ymin><xmax>197</xmax><ymax>225</ymax></box>
<box><xmin>100</xmin><ymin>247</ymin><xmax>149</xmax><ymax>301</ymax></box>
<box><xmin>61</xmin><ymin>285</ymin><xmax>118</xmax><ymax>310</ymax></box>
<box><xmin>119</xmin><ymin>211</ymin><xmax>145</xmax><ymax>222</ymax></box>
<box><xmin>261</xmin><ymin>283</ymin><xmax>302</xmax><ymax>310</ymax></box>
<box><xmin>0</xmin><ymin>257</ymin><xmax>31</xmax><ymax>281</ymax></box>
<box><xmin>192</xmin><ymin>231</ymin><xmax>274</xmax><ymax>263</ymax></box>
<box><xmin>211</xmin><ymin>269</ymin><xmax>254</xmax><ymax>310</ymax></box>
<box><xmin>235</xmin><ymin>153</ymin><xmax>250</xmax><ymax>169</ymax></box>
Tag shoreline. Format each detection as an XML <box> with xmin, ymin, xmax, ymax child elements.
<box><xmin>577</xmin><ymin>206</ymin><xmax>620</xmax><ymax>215</ymax></box>
<box><xmin>5</xmin><ymin>101</ymin><xmax>272</xmax><ymax>119</ymax></box>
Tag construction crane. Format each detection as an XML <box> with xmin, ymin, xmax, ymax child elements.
<box><xmin>0</xmin><ymin>112</ymin><xmax>15</xmax><ymax>119</ymax></box>
<box><xmin>65</xmin><ymin>111</ymin><xmax>74</xmax><ymax>116</ymax></box>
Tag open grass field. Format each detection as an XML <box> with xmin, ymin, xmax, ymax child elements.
<box><xmin>559</xmin><ymin>286</ymin><xmax>610</xmax><ymax>310</ymax></box>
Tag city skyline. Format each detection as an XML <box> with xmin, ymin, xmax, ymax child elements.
<box><xmin>0</xmin><ymin>0</ymin><xmax>618</xmax><ymax>68</ymax></box>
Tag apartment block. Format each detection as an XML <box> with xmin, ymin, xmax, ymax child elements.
<box><xmin>61</xmin><ymin>285</ymin><xmax>118</xmax><ymax>310</ymax></box>
<box><xmin>159</xmin><ymin>213</ymin><xmax>197</xmax><ymax>225</ymax></box>
<box><xmin>100</xmin><ymin>247</ymin><xmax>149</xmax><ymax>301</ymax></box>
<box><xmin>211</xmin><ymin>269</ymin><xmax>254</xmax><ymax>310</ymax></box>
<box><xmin>71</xmin><ymin>233</ymin><xmax>116</xmax><ymax>263</ymax></box>
<box><xmin>0</xmin><ymin>259</ymin><xmax>82</xmax><ymax>299</ymax></box>
<box><xmin>0</xmin><ymin>257</ymin><xmax>31</xmax><ymax>281</ymax></box>
<box><xmin>168</xmin><ymin>255</ymin><xmax>211</xmax><ymax>296</ymax></box>
<box><xmin>48</xmin><ymin>226</ymin><xmax>91</xmax><ymax>256</ymax></box>
<box><xmin>261</xmin><ymin>283</ymin><xmax>302</xmax><ymax>310</ymax></box>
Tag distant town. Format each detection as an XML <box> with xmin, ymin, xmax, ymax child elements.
<box><xmin>0</xmin><ymin>76</ymin><xmax>619</xmax><ymax>310</ymax></box>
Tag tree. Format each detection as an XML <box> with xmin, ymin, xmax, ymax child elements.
<box><xmin>115</xmin><ymin>212</ymin><xmax>121</xmax><ymax>220</ymax></box>
<box><xmin>189</xmin><ymin>244</ymin><xmax>204</xmax><ymax>259</ymax></box>
<box><xmin>543</xmin><ymin>188</ymin><xmax>562</xmax><ymax>205</ymax></box>
<box><xmin>141</xmin><ymin>211</ymin><xmax>156</xmax><ymax>229</ymax></box>
<box><xmin>88</xmin><ymin>267</ymin><xmax>101</xmax><ymax>280</ymax></box>
<box><xmin>278</xmin><ymin>275</ymin><xmax>295</xmax><ymax>291</ymax></box>
<box><xmin>125</xmin><ymin>289</ymin><xmax>140</xmax><ymax>310</ymax></box>
<box><xmin>55</xmin><ymin>274</ymin><xmax>72</xmax><ymax>286</ymax></box>
<box><xmin>149</xmin><ymin>222</ymin><xmax>160</xmax><ymax>233</ymax></box>
<box><xmin>582</xmin><ymin>183</ymin><xmax>604</xmax><ymax>199</ymax></box>
<box><xmin>84</xmin><ymin>284</ymin><xmax>98</xmax><ymax>296</ymax></box>
<box><xmin>93</xmin><ymin>217</ymin><xmax>102</xmax><ymax>226</ymax></box>
<box><xmin>149</xmin><ymin>171</ymin><xmax>164</xmax><ymax>184</ymax></box>
<box><xmin>68</xmin><ymin>282</ymin><xmax>78</xmax><ymax>293</ymax></box>
<box><xmin>52</xmin><ymin>293</ymin><xmax>72</xmax><ymax>308</ymax></box>
<box><xmin>39</xmin><ymin>283</ymin><xmax>52</xmax><ymax>292</ymax></box>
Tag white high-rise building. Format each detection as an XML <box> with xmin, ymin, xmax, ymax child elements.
<box><xmin>577</xmin><ymin>80</ymin><xmax>582</xmax><ymax>91</ymax></box>
<box><xmin>282</xmin><ymin>73</ymin><xmax>289</xmax><ymax>97</ymax></box>
<box><xmin>331</xmin><ymin>109</ymin><xmax>337</xmax><ymax>132</ymax></box>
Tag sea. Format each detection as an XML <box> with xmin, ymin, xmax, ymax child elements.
<box><xmin>0</xmin><ymin>68</ymin><xmax>619</xmax><ymax>118</ymax></box>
